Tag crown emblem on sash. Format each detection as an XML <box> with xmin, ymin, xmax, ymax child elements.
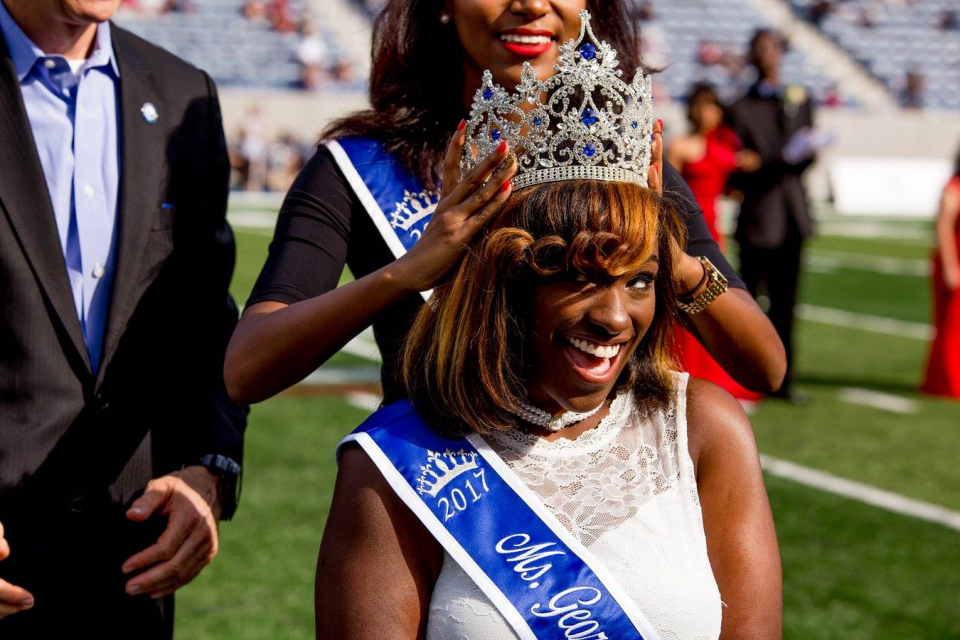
<box><xmin>461</xmin><ymin>10</ymin><xmax>654</xmax><ymax>190</ymax></box>
<box><xmin>390</xmin><ymin>189</ymin><xmax>439</xmax><ymax>234</ymax></box>
<box><xmin>417</xmin><ymin>449</ymin><xmax>479</xmax><ymax>497</ymax></box>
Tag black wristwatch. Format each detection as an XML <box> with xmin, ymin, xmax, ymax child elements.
<box><xmin>197</xmin><ymin>453</ymin><xmax>242</xmax><ymax>520</ymax></box>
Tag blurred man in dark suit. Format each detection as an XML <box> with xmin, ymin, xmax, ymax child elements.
<box><xmin>730</xmin><ymin>29</ymin><xmax>818</xmax><ymax>402</ymax></box>
<box><xmin>0</xmin><ymin>0</ymin><xmax>246</xmax><ymax>636</ymax></box>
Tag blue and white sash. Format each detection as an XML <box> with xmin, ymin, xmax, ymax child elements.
<box><xmin>325</xmin><ymin>137</ymin><xmax>439</xmax><ymax>301</ymax></box>
<box><xmin>337</xmin><ymin>400</ymin><xmax>661</xmax><ymax>640</ymax></box>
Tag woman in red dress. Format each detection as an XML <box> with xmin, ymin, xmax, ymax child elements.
<box><xmin>667</xmin><ymin>84</ymin><xmax>763</xmax><ymax>403</ymax></box>
<box><xmin>922</xmin><ymin>152</ymin><xmax>960</xmax><ymax>398</ymax></box>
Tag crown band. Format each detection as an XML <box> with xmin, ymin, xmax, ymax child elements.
<box><xmin>511</xmin><ymin>166</ymin><xmax>648</xmax><ymax>191</ymax></box>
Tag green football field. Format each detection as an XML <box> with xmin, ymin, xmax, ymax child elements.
<box><xmin>174</xmin><ymin>208</ymin><xmax>960</xmax><ymax>639</ymax></box>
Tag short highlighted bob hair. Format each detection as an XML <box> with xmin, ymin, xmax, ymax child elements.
<box><xmin>400</xmin><ymin>180</ymin><xmax>686</xmax><ymax>437</ymax></box>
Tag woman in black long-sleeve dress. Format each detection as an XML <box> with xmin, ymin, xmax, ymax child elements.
<box><xmin>224</xmin><ymin>0</ymin><xmax>786</xmax><ymax>406</ymax></box>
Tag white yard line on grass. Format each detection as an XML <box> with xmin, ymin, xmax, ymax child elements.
<box><xmin>837</xmin><ymin>387</ymin><xmax>921</xmax><ymax>414</ymax></box>
<box><xmin>816</xmin><ymin>222</ymin><xmax>931</xmax><ymax>242</ymax></box>
<box><xmin>345</xmin><ymin>391</ymin><xmax>381</xmax><ymax>412</ymax></box>
<box><xmin>805</xmin><ymin>251</ymin><xmax>929</xmax><ymax>277</ymax></box>
<box><xmin>334</xmin><ymin>399</ymin><xmax>958</xmax><ymax>531</ymax></box>
<box><xmin>332</xmin><ymin>354</ymin><xmax>956</xmax><ymax>532</ymax></box>
<box><xmin>233</xmin><ymin>226</ymin><xmax>274</xmax><ymax>237</ymax></box>
<box><xmin>342</xmin><ymin>328</ymin><xmax>382</xmax><ymax>362</ymax></box>
<box><xmin>797</xmin><ymin>304</ymin><xmax>934</xmax><ymax>340</ymax></box>
<box><xmin>229</xmin><ymin>211</ymin><xmax>279</xmax><ymax>230</ymax></box>
<box><xmin>301</xmin><ymin>366</ymin><xmax>381</xmax><ymax>385</ymax></box>
<box><xmin>761</xmin><ymin>455</ymin><xmax>960</xmax><ymax>532</ymax></box>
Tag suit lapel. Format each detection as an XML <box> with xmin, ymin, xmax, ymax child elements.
<box><xmin>750</xmin><ymin>97</ymin><xmax>785</xmax><ymax>159</ymax></box>
<box><xmin>0</xmin><ymin>34</ymin><xmax>92</xmax><ymax>373</ymax></box>
<box><xmin>97</xmin><ymin>27</ymin><xmax>165</xmax><ymax>385</ymax></box>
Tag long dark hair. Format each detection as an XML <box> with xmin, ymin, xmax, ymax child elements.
<box><xmin>323</xmin><ymin>1</ymin><xmax>644</xmax><ymax>190</ymax></box>
<box><xmin>686</xmin><ymin>82</ymin><xmax>724</xmax><ymax>126</ymax></box>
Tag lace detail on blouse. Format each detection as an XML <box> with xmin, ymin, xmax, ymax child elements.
<box><xmin>489</xmin><ymin>389</ymin><xmax>640</xmax><ymax>456</ymax></box>
<box><xmin>426</xmin><ymin>373</ymin><xmax>722</xmax><ymax>640</ymax></box>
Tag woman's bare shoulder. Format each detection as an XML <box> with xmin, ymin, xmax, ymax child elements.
<box><xmin>324</xmin><ymin>442</ymin><xmax>441</xmax><ymax>571</ymax></box>
<box><xmin>316</xmin><ymin>443</ymin><xmax>442</xmax><ymax>638</ymax></box>
<box><xmin>683</xmin><ymin>376</ymin><xmax>758</xmax><ymax>472</ymax></box>
<box><xmin>666</xmin><ymin>134</ymin><xmax>700</xmax><ymax>161</ymax></box>
<box><xmin>334</xmin><ymin>443</ymin><xmax>420</xmax><ymax>531</ymax></box>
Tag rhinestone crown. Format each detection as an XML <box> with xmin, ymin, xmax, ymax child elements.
<box><xmin>461</xmin><ymin>10</ymin><xmax>654</xmax><ymax>190</ymax></box>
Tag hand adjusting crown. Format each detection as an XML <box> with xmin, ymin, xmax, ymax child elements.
<box><xmin>461</xmin><ymin>10</ymin><xmax>654</xmax><ymax>190</ymax></box>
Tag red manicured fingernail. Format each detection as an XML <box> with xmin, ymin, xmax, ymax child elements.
<box><xmin>657</xmin><ymin>118</ymin><xmax>663</xmax><ymax>131</ymax></box>
<box><xmin>457</xmin><ymin>119</ymin><xmax>466</xmax><ymax>132</ymax></box>
<box><xmin>497</xmin><ymin>141</ymin><xmax>508</xmax><ymax>154</ymax></box>
<box><xmin>500</xmin><ymin>179</ymin><xmax>511</xmax><ymax>192</ymax></box>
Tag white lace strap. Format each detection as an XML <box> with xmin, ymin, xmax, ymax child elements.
<box><xmin>672</xmin><ymin>372</ymin><xmax>695</xmax><ymax>480</ymax></box>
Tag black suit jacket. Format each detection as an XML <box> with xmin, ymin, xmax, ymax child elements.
<box><xmin>0</xmin><ymin>25</ymin><xmax>245</xmax><ymax>527</ymax></box>
<box><xmin>729</xmin><ymin>82</ymin><xmax>816</xmax><ymax>249</ymax></box>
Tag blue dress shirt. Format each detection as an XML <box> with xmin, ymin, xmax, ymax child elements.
<box><xmin>0</xmin><ymin>2</ymin><xmax>120</xmax><ymax>374</ymax></box>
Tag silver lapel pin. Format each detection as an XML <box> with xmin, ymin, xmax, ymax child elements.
<box><xmin>140</xmin><ymin>102</ymin><xmax>159</xmax><ymax>124</ymax></box>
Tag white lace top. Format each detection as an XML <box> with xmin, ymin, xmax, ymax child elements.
<box><xmin>426</xmin><ymin>373</ymin><xmax>722</xmax><ymax>640</ymax></box>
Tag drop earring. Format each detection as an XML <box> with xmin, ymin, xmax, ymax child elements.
<box><xmin>439</xmin><ymin>12</ymin><xmax>451</xmax><ymax>24</ymax></box>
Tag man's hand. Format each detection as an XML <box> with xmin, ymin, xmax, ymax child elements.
<box><xmin>735</xmin><ymin>149</ymin><xmax>762</xmax><ymax>173</ymax></box>
<box><xmin>0</xmin><ymin>521</ymin><xmax>34</xmax><ymax>618</ymax></box>
<box><xmin>122</xmin><ymin>466</ymin><xmax>222</xmax><ymax>599</ymax></box>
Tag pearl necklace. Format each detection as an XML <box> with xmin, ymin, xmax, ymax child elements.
<box><xmin>514</xmin><ymin>399</ymin><xmax>605</xmax><ymax>432</ymax></box>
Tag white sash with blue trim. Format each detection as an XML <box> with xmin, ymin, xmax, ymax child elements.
<box><xmin>337</xmin><ymin>400</ymin><xmax>662</xmax><ymax>640</ymax></box>
<box><xmin>325</xmin><ymin>137</ymin><xmax>439</xmax><ymax>302</ymax></box>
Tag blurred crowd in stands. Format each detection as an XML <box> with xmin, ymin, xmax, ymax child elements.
<box><xmin>790</xmin><ymin>0</ymin><xmax>959</xmax><ymax>109</ymax></box>
<box><xmin>242</xmin><ymin>0</ymin><xmax>355</xmax><ymax>88</ymax></box>
<box><xmin>352</xmin><ymin>0</ymin><xmax>386</xmax><ymax>18</ymax></box>
<box><xmin>692</xmin><ymin>37</ymin><xmax>845</xmax><ymax>108</ymax></box>
<box><xmin>229</xmin><ymin>107</ymin><xmax>313</xmax><ymax>193</ymax></box>
<box><xmin>293</xmin><ymin>18</ymin><xmax>355</xmax><ymax>90</ymax></box>
<box><xmin>118</xmin><ymin>0</ymin><xmax>355</xmax><ymax>90</ymax></box>
<box><xmin>119</xmin><ymin>0</ymin><xmax>196</xmax><ymax>14</ymax></box>
<box><xmin>633</xmin><ymin>0</ymin><xmax>852</xmax><ymax>108</ymax></box>
<box><xmin>120</xmin><ymin>0</ymin><xmax>953</xmax><ymax>109</ymax></box>
<box><xmin>804</xmin><ymin>0</ymin><xmax>957</xmax><ymax>31</ymax></box>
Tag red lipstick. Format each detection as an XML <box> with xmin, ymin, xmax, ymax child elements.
<box><xmin>497</xmin><ymin>28</ymin><xmax>555</xmax><ymax>58</ymax></box>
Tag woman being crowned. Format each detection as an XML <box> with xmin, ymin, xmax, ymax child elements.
<box><xmin>316</xmin><ymin>13</ymin><xmax>781</xmax><ymax>640</ymax></box>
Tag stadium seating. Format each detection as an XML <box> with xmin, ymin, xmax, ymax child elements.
<box><xmin>789</xmin><ymin>0</ymin><xmax>960</xmax><ymax>109</ymax></box>
<box><xmin>115</xmin><ymin>0</ymin><xmax>353</xmax><ymax>90</ymax></box>
<box><xmin>640</xmin><ymin>0</ymin><xmax>851</xmax><ymax>106</ymax></box>
<box><xmin>344</xmin><ymin>0</ymin><xmax>849</xmax><ymax>106</ymax></box>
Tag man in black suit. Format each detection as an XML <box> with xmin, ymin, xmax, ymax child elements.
<box><xmin>729</xmin><ymin>29</ymin><xmax>818</xmax><ymax>401</ymax></box>
<box><xmin>0</xmin><ymin>0</ymin><xmax>246</xmax><ymax>636</ymax></box>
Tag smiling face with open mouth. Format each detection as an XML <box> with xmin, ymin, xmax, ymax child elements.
<box><xmin>525</xmin><ymin>258</ymin><xmax>660</xmax><ymax>416</ymax></box>
<box><xmin>399</xmin><ymin>179</ymin><xmax>680</xmax><ymax>438</ymax></box>
<box><xmin>450</xmin><ymin>0</ymin><xmax>586</xmax><ymax>88</ymax></box>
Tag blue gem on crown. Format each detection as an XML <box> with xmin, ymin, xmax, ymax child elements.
<box><xmin>461</xmin><ymin>10</ymin><xmax>654</xmax><ymax>190</ymax></box>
